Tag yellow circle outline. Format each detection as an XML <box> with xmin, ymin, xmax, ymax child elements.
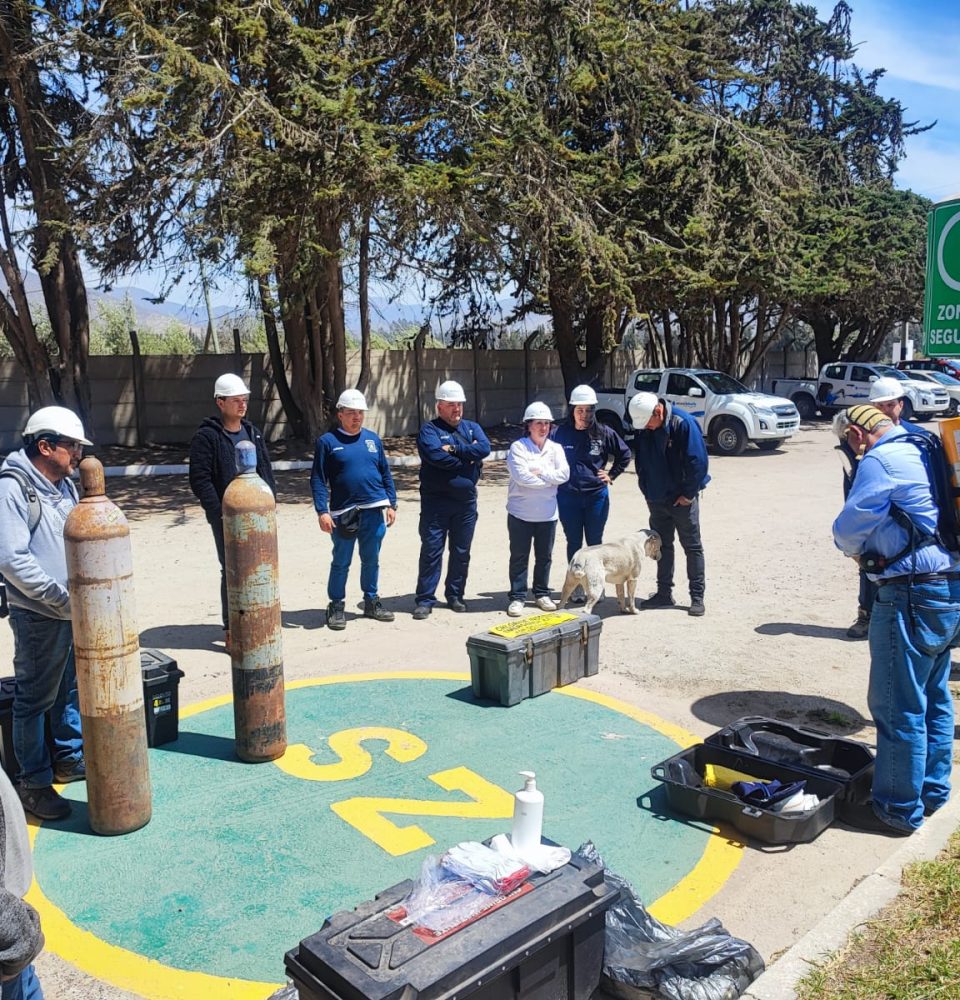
<box><xmin>28</xmin><ymin>671</ymin><xmax>743</xmax><ymax>999</ymax></box>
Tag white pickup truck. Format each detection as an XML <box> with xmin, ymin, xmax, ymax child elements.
<box><xmin>771</xmin><ymin>362</ymin><xmax>951</xmax><ymax>421</ymax></box>
<box><xmin>594</xmin><ymin>367</ymin><xmax>801</xmax><ymax>456</ymax></box>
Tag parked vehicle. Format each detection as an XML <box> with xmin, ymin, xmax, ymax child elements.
<box><xmin>772</xmin><ymin>363</ymin><xmax>951</xmax><ymax>422</ymax></box>
<box><xmin>594</xmin><ymin>368</ymin><xmax>800</xmax><ymax>456</ymax></box>
<box><xmin>897</xmin><ymin>358</ymin><xmax>960</xmax><ymax>380</ymax></box>
<box><xmin>905</xmin><ymin>370</ymin><xmax>960</xmax><ymax>416</ymax></box>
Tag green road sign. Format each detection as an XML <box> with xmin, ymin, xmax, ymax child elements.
<box><xmin>924</xmin><ymin>196</ymin><xmax>960</xmax><ymax>357</ymax></box>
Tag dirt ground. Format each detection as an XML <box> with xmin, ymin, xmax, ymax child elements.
<box><xmin>3</xmin><ymin>420</ymin><xmax>957</xmax><ymax>999</ymax></box>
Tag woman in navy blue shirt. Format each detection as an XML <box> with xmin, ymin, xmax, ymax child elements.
<box><xmin>552</xmin><ymin>385</ymin><xmax>631</xmax><ymax>566</ymax></box>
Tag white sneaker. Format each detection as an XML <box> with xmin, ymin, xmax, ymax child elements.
<box><xmin>536</xmin><ymin>596</ymin><xmax>557</xmax><ymax>611</ymax></box>
<box><xmin>507</xmin><ymin>601</ymin><xmax>525</xmax><ymax>617</ymax></box>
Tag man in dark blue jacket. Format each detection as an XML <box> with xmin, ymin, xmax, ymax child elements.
<box><xmin>413</xmin><ymin>381</ymin><xmax>491</xmax><ymax>618</ymax></box>
<box><xmin>628</xmin><ymin>393</ymin><xmax>710</xmax><ymax>616</ymax></box>
<box><xmin>189</xmin><ymin>374</ymin><xmax>276</xmax><ymax>647</ymax></box>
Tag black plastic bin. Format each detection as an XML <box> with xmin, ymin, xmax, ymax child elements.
<box><xmin>285</xmin><ymin>850</ymin><xmax>619</xmax><ymax>1000</ymax></box>
<box><xmin>0</xmin><ymin>676</ymin><xmax>16</xmax><ymax>780</ymax></box>
<box><xmin>141</xmin><ymin>649</ymin><xmax>184</xmax><ymax>747</ymax></box>
<box><xmin>705</xmin><ymin>716</ymin><xmax>874</xmax><ymax>819</ymax></box>
<box><xmin>651</xmin><ymin>742</ymin><xmax>846</xmax><ymax>845</ymax></box>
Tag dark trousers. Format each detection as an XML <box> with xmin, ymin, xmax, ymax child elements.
<box><xmin>557</xmin><ymin>489</ymin><xmax>610</xmax><ymax>562</ymax></box>
<box><xmin>859</xmin><ymin>569</ymin><xmax>878</xmax><ymax>615</ymax></box>
<box><xmin>210</xmin><ymin>517</ymin><xmax>228</xmax><ymax>630</ymax></box>
<box><xmin>416</xmin><ymin>498</ymin><xmax>478</xmax><ymax>605</ymax></box>
<box><xmin>648</xmin><ymin>497</ymin><xmax>705</xmax><ymax>601</ymax></box>
<box><xmin>507</xmin><ymin>515</ymin><xmax>556</xmax><ymax>601</ymax></box>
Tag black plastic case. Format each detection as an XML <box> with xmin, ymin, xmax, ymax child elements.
<box><xmin>285</xmin><ymin>851</ymin><xmax>619</xmax><ymax>1000</ymax></box>
<box><xmin>651</xmin><ymin>717</ymin><xmax>875</xmax><ymax>845</ymax></box>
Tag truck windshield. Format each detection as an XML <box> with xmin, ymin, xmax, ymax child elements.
<box><xmin>696</xmin><ymin>372</ymin><xmax>749</xmax><ymax>395</ymax></box>
<box><xmin>874</xmin><ymin>366</ymin><xmax>911</xmax><ymax>381</ymax></box>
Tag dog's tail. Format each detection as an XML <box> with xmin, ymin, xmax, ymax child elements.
<box><xmin>569</xmin><ymin>554</ymin><xmax>589</xmax><ymax>576</ymax></box>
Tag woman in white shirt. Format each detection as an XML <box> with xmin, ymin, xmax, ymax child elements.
<box><xmin>505</xmin><ymin>403</ymin><xmax>571</xmax><ymax>616</ymax></box>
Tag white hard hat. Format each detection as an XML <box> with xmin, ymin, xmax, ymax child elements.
<box><xmin>214</xmin><ymin>373</ymin><xmax>250</xmax><ymax>398</ymax></box>
<box><xmin>523</xmin><ymin>401</ymin><xmax>554</xmax><ymax>422</ymax></box>
<box><xmin>436</xmin><ymin>380</ymin><xmax>466</xmax><ymax>403</ymax></box>
<box><xmin>868</xmin><ymin>377</ymin><xmax>905</xmax><ymax>403</ymax></box>
<box><xmin>336</xmin><ymin>388</ymin><xmax>368</xmax><ymax>411</ymax></box>
<box><xmin>23</xmin><ymin>406</ymin><xmax>92</xmax><ymax>446</ymax></box>
<box><xmin>628</xmin><ymin>392</ymin><xmax>659</xmax><ymax>430</ymax></box>
<box><xmin>568</xmin><ymin>385</ymin><xmax>598</xmax><ymax>406</ymax></box>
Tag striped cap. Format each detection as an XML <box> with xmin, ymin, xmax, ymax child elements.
<box><xmin>845</xmin><ymin>404</ymin><xmax>888</xmax><ymax>432</ymax></box>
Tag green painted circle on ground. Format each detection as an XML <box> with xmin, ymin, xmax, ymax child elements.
<box><xmin>33</xmin><ymin>676</ymin><xmax>708</xmax><ymax>984</ymax></box>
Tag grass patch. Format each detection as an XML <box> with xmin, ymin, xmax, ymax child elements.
<box><xmin>797</xmin><ymin>830</ymin><xmax>960</xmax><ymax>999</ymax></box>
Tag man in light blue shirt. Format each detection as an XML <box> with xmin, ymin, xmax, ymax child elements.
<box><xmin>832</xmin><ymin>404</ymin><xmax>959</xmax><ymax>836</ymax></box>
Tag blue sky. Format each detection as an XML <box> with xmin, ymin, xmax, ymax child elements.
<box><xmin>816</xmin><ymin>0</ymin><xmax>960</xmax><ymax>202</ymax></box>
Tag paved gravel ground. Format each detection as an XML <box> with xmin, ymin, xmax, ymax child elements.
<box><xmin>3</xmin><ymin>420</ymin><xmax>957</xmax><ymax>999</ymax></box>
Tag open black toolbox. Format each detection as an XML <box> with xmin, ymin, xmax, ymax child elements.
<box><xmin>650</xmin><ymin>716</ymin><xmax>875</xmax><ymax>845</ymax></box>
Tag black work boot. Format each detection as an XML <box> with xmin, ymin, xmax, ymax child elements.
<box><xmin>688</xmin><ymin>598</ymin><xmax>705</xmax><ymax>617</ymax></box>
<box><xmin>640</xmin><ymin>591</ymin><xmax>675</xmax><ymax>610</ymax></box>
<box><xmin>846</xmin><ymin>607</ymin><xmax>870</xmax><ymax>640</ymax></box>
<box><xmin>326</xmin><ymin>600</ymin><xmax>346</xmax><ymax>631</ymax></box>
<box><xmin>364</xmin><ymin>596</ymin><xmax>395</xmax><ymax>622</ymax></box>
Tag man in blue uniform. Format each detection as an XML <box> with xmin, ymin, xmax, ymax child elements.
<box><xmin>628</xmin><ymin>392</ymin><xmax>710</xmax><ymax>616</ymax></box>
<box><xmin>413</xmin><ymin>381</ymin><xmax>491</xmax><ymax>619</ymax></box>
<box><xmin>311</xmin><ymin>389</ymin><xmax>397</xmax><ymax>630</ymax></box>
<box><xmin>833</xmin><ymin>403</ymin><xmax>959</xmax><ymax>836</ymax></box>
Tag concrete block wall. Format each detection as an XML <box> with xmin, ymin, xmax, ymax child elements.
<box><xmin>2</xmin><ymin>346</ymin><xmax>811</xmax><ymax>448</ymax></box>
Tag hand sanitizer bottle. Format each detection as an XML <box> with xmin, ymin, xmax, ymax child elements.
<box><xmin>511</xmin><ymin>771</ymin><xmax>544</xmax><ymax>854</ymax></box>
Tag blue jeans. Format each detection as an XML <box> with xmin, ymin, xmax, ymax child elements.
<box><xmin>2</xmin><ymin>965</ymin><xmax>43</xmax><ymax>1000</ymax></box>
<box><xmin>858</xmin><ymin>569</ymin><xmax>878</xmax><ymax>615</ymax></box>
<box><xmin>867</xmin><ymin>579</ymin><xmax>959</xmax><ymax>831</ymax></box>
<box><xmin>557</xmin><ymin>489</ymin><xmax>610</xmax><ymax>562</ymax></box>
<box><xmin>327</xmin><ymin>508</ymin><xmax>388</xmax><ymax>602</ymax></box>
<box><xmin>507</xmin><ymin>516</ymin><xmax>556</xmax><ymax>602</ymax></box>
<box><xmin>415</xmin><ymin>498</ymin><xmax>478</xmax><ymax>605</ymax></box>
<box><xmin>8</xmin><ymin>608</ymin><xmax>83</xmax><ymax>789</ymax></box>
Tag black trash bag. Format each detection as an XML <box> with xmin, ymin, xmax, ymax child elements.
<box><xmin>576</xmin><ymin>842</ymin><xmax>764</xmax><ymax>1000</ymax></box>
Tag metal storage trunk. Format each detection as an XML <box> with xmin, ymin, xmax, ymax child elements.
<box><xmin>284</xmin><ymin>851</ymin><xmax>619</xmax><ymax>1000</ymax></box>
<box><xmin>651</xmin><ymin>743</ymin><xmax>847</xmax><ymax>845</ymax></box>
<box><xmin>466</xmin><ymin>612</ymin><xmax>602</xmax><ymax>707</ymax></box>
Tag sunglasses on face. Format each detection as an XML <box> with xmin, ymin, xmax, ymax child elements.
<box><xmin>54</xmin><ymin>438</ymin><xmax>84</xmax><ymax>454</ymax></box>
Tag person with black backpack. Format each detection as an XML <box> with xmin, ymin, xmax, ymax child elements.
<box><xmin>0</xmin><ymin>407</ymin><xmax>89</xmax><ymax>822</ymax></box>
<box><xmin>832</xmin><ymin>403</ymin><xmax>960</xmax><ymax>837</ymax></box>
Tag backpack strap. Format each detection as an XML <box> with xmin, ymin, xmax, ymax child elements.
<box><xmin>0</xmin><ymin>468</ymin><xmax>43</xmax><ymax>534</ymax></box>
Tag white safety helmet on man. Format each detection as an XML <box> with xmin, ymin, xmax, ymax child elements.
<box><xmin>568</xmin><ymin>385</ymin><xmax>598</xmax><ymax>406</ymax></box>
<box><xmin>628</xmin><ymin>392</ymin><xmax>660</xmax><ymax>430</ymax></box>
<box><xmin>868</xmin><ymin>377</ymin><xmax>905</xmax><ymax>404</ymax></box>
<box><xmin>213</xmin><ymin>373</ymin><xmax>250</xmax><ymax>398</ymax></box>
<box><xmin>522</xmin><ymin>401</ymin><xmax>554</xmax><ymax>422</ymax></box>
<box><xmin>436</xmin><ymin>380</ymin><xmax>467</xmax><ymax>403</ymax></box>
<box><xmin>336</xmin><ymin>388</ymin><xmax>368</xmax><ymax>411</ymax></box>
<box><xmin>23</xmin><ymin>406</ymin><xmax>92</xmax><ymax>446</ymax></box>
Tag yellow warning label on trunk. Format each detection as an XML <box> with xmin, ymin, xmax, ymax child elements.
<box><xmin>488</xmin><ymin>612</ymin><xmax>579</xmax><ymax>638</ymax></box>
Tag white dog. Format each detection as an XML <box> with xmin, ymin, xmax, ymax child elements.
<box><xmin>559</xmin><ymin>529</ymin><xmax>662</xmax><ymax>615</ymax></box>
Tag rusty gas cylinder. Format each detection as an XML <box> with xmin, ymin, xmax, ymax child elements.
<box><xmin>63</xmin><ymin>457</ymin><xmax>151</xmax><ymax>835</ymax></box>
<box><xmin>222</xmin><ymin>440</ymin><xmax>286</xmax><ymax>761</ymax></box>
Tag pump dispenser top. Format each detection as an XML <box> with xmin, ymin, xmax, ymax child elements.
<box><xmin>511</xmin><ymin>770</ymin><xmax>544</xmax><ymax>855</ymax></box>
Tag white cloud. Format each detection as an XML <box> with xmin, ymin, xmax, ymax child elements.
<box><xmin>896</xmin><ymin>139</ymin><xmax>960</xmax><ymax>202</ymax></box>
<box><xmin>850</xmin><ymin>20</ymin><xmax>960</xmax><ymax>92</ymax></box>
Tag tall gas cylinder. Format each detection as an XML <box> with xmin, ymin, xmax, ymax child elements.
<box><xmin>63</xmin><ymin>457</ymin><xmax>151</xmax><ymax>835</ymax></box>
<box><xmin>223</xmin><ymin>440</ymin><xmax>286</xmax><ymax>761</ymax></box>
<box><xmin>939</xmin><ymin>416</ymin><xmax>960</xmax><ymax>520</ymax></box>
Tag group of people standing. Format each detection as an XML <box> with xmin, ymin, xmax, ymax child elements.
<box><xmin>301</xmin><ymin>380</ymin><xmax>711</xmax><ymax>626</ymax></box>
